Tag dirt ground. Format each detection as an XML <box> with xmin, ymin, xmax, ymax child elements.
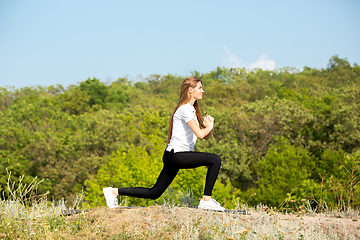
<box><xmin>84</xmin><ymin>206</ymin><xmax>360</xmax><ymax>239</ymax></box>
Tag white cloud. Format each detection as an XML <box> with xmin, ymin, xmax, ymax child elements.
<box><xmin>248</xmin><ymin>52</ymin><xmax>276</xmax><ymax>70</ymax></box>
<box><xmin>221</xmin><ymin>47</ymin><xmax>276</xmax><ymax>71</ymax></box>
<box><xmin>221</xmin><ymin>46</ymin><xmax>245</xmax><ymax>68</ymax></box>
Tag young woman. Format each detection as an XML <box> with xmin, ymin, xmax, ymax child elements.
<box><xmin>103</xmin><ymin>76</ymin><xmax>225</xmax><ymax>211</ymax></box>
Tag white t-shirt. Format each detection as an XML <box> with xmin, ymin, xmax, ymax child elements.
<box><xmin>166</xmin><ymin>103</ymin><xmax>199</xmax><ymax>153</ymax></box>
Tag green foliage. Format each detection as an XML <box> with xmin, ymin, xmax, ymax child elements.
<box><xmin>1</xmin><ymin>56</ymin><xmax>360</xmax><ymax>210</ymax></box>
<box><xmin>251</xmin><ymin>137</ymin><xmax>316</xmax><ymax>207</ymax></box>
<box><xmin>0</xmin><ymin>87</ymin><xmax>14</xmax><ymax>111</ymax></box>
<box><xmin>106</xmin><ymin>79</ymin><xmax>130</xmax><ymax>108</ymax></box>
<box><xmin>57</xmin><ymin>86</ymin><xmax>91</xmax><ymax>115</ymax></box>
<box><xmin>78</xmin><ymin>78</ymin><xmax>109</xmax><ymax>108</ymax></box>
<box><xmin>313</xmin><ymin>151</ymin><xmax>360</xmax><ymax>210</ymax></box>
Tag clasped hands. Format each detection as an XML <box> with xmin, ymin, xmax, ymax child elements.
<box><xmin>203</xmin><ymin>114</ymin><xmax>214</xmax><ymax>128</ymax></box>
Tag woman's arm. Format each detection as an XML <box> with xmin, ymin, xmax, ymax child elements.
<box><xmin>187</xmin><ymin>115</ymin><xmax>214</xmax><ymax>139</ymax></box>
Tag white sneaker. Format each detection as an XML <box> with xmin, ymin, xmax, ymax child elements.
<box><xmin>198</xmin><ymin>198</ymin><xmax>225</xmax><ymax>211</ymax></box>
<box><xmin>103</xmin><ymin>187</ymin><xmax>119</xmax><ymax>208</ymax></box>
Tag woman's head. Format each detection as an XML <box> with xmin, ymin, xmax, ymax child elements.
<box><xmin>178</xmin><ymin>77</ymin><xmax>203</xmax><ymax>105</ymax></box>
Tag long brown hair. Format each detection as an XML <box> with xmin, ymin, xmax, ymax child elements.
<box><xmin>167</xmin><ymin>77</ymin><xmax>206</xmax><ymax>144</ymax></box>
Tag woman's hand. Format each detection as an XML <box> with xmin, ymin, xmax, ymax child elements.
<box><xmin>203</xmin><ymin>114</ymin><xmax>214</xmax><ymax>128</ymax></box>
<box><xmin>205</xmin><ymin>114</ymin><xmax>214</xmax><ymax>122</ymax></box>
<box><xmin>187</xmin><ymin>114</ymin><xmax>214</xmax><ymax>139</ymax></box>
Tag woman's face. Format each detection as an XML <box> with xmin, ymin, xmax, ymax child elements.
<box><xmin>190</xmin><ymin>81</ymin><xmax>204</xmax><ymax>100</ymax></box>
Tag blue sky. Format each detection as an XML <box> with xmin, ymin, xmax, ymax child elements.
<box><xmin>1</xmin><ymin>0</ymin><xmax>359</xmax><ymax>89</ymax></box>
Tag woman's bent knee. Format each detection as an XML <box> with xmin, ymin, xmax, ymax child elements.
<box><xmin>213</xmin><ymin>154</ymin><xmax>221</xmax><ymax>166</ymax></box>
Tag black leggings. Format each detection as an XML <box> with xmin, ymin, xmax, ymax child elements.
<box><xmin>117</xmin><ymin>149</ymin><xmax>221</xmax><ymax>199</ymax></box>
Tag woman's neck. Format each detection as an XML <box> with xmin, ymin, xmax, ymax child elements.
<box><xmin>189</xmin><ymin>97</ymin><xmax>195</xmax><ymax>106</ymax></box>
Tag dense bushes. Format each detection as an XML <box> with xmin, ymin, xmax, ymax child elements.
<box><xmin>1</xmin><ymin>56</ymin><xmax>359</xmax><ymax>209</ymax></box>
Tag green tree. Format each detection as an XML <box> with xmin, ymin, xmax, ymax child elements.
<box><xmin>252</xmin><ymin>138</ymin><xmax>316</xmax><ymax>207</ymax></box>
<box><xmin>0</xmin><ymin>87</ymin><xmax>14</xmax><ymax>111</ymax></box>
<box><xmin>57</xmin><ymin>86</ymin><xmax>91</xmax><ymax>115</ymax></box>
<box><xmin>78</xmin><ymin>78</ymin><xmax>109</xmax><ymax>109</ymax></box>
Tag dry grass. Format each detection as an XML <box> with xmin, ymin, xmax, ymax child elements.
<box><xmin>1</xmin><ymin>172</ymin><xmax>359</xmax><ymax>239</ymax></box>
<box><xmin>88</xmin><ymin>205</ymin><xmax>360</xmax><ymax>240</ymax></box>
<box><xmin>2</xmin><ymin>200</ymin><xmax>359</xmax><ymax>239</ymax></box>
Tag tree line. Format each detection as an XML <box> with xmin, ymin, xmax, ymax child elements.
<box><xmin>1</xmin><ymin>55</ymin><xmax>359</xmax><ymax>210</ymax></box>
